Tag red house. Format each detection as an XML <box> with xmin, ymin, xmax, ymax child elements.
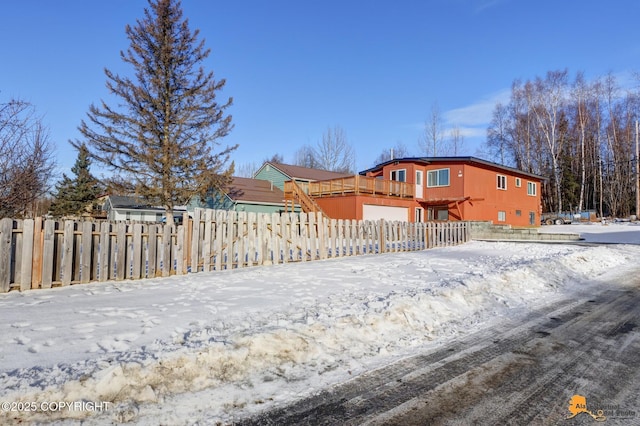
<box><xmin>284</xmin><ymin>157</ymin><xmax>543</xmax><ymax>227</ymax></box>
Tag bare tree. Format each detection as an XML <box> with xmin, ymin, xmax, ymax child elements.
<box><xmin>75</xmin><ymin>0</ymin><xmax>236</xmax><ymax>224</ymax></box>
<box><xmin>293</xmin><ymin>144</ymin><xmax>320</xmax><ymax>169</ymax></box>
<box><xmin>448</xmin><ymin>126</ymin><xmax>465</xmax><ymax>156</ymax></box>
<box><xmin>486</xmin><ymin>69</ymin><xmax>640</xmax><ymax>217</ymax></box>
<box><xmin>420</xmin><ymin>102</ymin><xmax>445</xmax><ymax>156</ymax></box>
<box><xmin>235</xmin><ymin>162</ymin><xmax>259</xmax><ymax>178</ymax></box>
<box><xmin>372</xmin><ymin>141</ymin><xmax>410</xmax><ymax>165</ymax></box>
<box><xmin>314</xmin><ymin>126</ymin><xmax>355</xmax><ymax>173</ymax></box>
<box><xmin>0</xmin><ymin>99</ymin><xmax>56</xmax><ymax>218</ymax></box>
<box><xmin>264</xmin><ymin>153</ymin><xmax>285</xmax><ymax>164</ymax></box>
<box><xmin>294</xmin><ymin>126</ymin><xmax>355</xmax><ymax>172</ymax></box>
<box><xmin>485</xmin><ymin>102</ymin><xmax>511</xmax><ymax>165</ymax></box>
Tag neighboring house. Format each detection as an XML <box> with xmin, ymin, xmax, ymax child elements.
<box><xmin>254</xmin><ymin>162</ymin><xmax>352</xmax><ymax>192</ymax></box>
<box><xmin>284</xmin><ymin>157</ymin><xmax>543</xmax><ymax>227</ymax></box>
<box><xmin>190</xmin><ymin>176</ymin><xmax>294</xmax><ymax>214</ymax></box>
<box><xmin>102</xmin><ymin>195</ymin><xmax>186</xmax><ymax>222</ymax></box>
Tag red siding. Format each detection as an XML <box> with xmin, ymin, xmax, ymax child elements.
<box><xmin>319</xmin><ymin>159</ymin><xmax>542</xmax><ymax>226</ymax></box>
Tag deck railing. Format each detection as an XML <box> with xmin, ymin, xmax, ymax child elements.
<box><xmin>308</xmin><ymin>175</ymin><xmax>414</xmax><ymax>198</ymax></box>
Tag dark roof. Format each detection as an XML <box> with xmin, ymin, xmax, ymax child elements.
<box><xmin>359</xmin><ymin>156</ymin><xmax>545</xmax><ymax>180</ymax></box>
<box><xmin>266</xmin><ymin>162</ymin><xmax>352</xmax><ymax>181</ymax></box>
<box><xmin>224</xmin><ymin>177</ymin><xmax>285</xmax><ymax>204</ymax></box>
<box><xmin>108</xmin><ymin>195</ymin><xmax>152</xmax><ymax>209</ymax></box>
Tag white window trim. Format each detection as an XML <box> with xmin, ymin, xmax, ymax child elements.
<box><xmin>427</xmin><ymin>168</ymin><xmax>450</xmax><ymax>187</ymax></box>
<box><xmin>515</xmin><ymin>177</ymin><xmax>522</xmax><ymax>187</ymax></box>
<box><xmin>497</xmin><ymin>174</ymin><xmax>507</xmax><ymax>190</ymax></box>
<box><xmin>390</xmin><ymin>169</ymin><xmax>407</xmax><ymax>182</ymax></box>
<box><xmin>498</xmin><ymin>211</ymin><xmax>506</xmax><ymax>222</ymax></box>
<box><xmin>527</xmin><ymin>181</ymin><xmax>537</xmax><ymax>196</ymax></box>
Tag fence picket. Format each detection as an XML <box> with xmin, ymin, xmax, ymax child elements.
<box><xmin>20</xmin><ymin>219</ymin><xmax>34</xmax><ymax>291</ymax></box>
<box><xmin>161</xmin><ymin>224</ymin><xmax>171</xmax><ymax>277</ymax></box>
<box><xmin>0</xmin><ymin>219</ymin><xmax>13</xmax><ymax>292</ymax></box>
<box><xmin>131</xmin><ymin>224</ymin><xmax>142</xmax><ymax>280</ymax></box>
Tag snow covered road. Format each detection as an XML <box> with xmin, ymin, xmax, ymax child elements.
<box><xmin>245</xmin><ymin>275</ymin><xmax>640</xmax><ymax>424</ymax></box>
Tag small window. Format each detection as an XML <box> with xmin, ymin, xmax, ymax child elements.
<box><xmin>391</xmin><ymin>169</ymin><xmax>406</xmax><ymax>182</ymax></box>
<box><xmin>527</xmin><ymin>182</ymin><xmax>537</xmax><ymax>196</ymax></box>
<box><xmin>515</xmin><ymin>177</ymin><xmax>522</xmax><ymax>187</ymax></box>
<box><xmin>437</xmin><ymin>209</ymin><xmax>449</xmax><ymax>221</ymax></box>
<box><xmin>497</xmin><ymin>174</ymin><xmax>507</xmax><ymax>190</ymax></box>
<box><xmin>427</xmin><ymin>168</ymin><xmax>450</xmax><ymax>187</ymax></box>
<box><xmin>515</xmin><ymin>210</ymin><xmax>522</xmax><ymax>216</ymax></box>
<box><xmin>498</xmin><ymin>211</ymin><xmax>506</xmax><ymax>222</ymax></box>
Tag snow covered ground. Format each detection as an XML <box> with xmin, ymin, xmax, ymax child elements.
<box><xmin>1</xmin><ymin>222</ymin><xmax>640</xmax><ymax>424</ymax></box>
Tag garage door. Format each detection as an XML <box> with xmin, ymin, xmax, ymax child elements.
<box><xmin>362</xmin><ymin>204</ymin><xmax>409</xmax><ymax>222</ymax></box>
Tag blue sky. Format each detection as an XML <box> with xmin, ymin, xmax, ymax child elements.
<box><xmin>3</xmin><ymin>0</ymin><xmax>640</xmax><ymax>178</ymax></box>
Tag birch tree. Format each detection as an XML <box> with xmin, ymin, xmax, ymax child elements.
<box><xmin>421</xmin><ymin>102</ymin><xmax>445</xmax><ymax>156</ymax></box>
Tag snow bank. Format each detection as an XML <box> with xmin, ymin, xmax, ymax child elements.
<box><xmin>1</xmin><ymin>237</ymin><xmax>639</xmax><ymax>424</ymax></box>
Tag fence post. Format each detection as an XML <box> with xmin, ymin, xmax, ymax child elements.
<box><xmin>379</xmin><ymin>219</ymin><xmax>386</xmax><ymax>253</ymax></box>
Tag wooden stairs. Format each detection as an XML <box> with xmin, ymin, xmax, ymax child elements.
<box><xmin>283</xmin><ymin>181</ymin><xmax>326</xmax><ymax>216</ymax></box>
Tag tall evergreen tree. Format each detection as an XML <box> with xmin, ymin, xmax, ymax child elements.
<box><xmin>74</xmin><ymin>0</ymin><xmax>236</xmax><ymax>224</ymax></box>
<box><xmin>50</xmin><ymin>144</ymin><xmax>102</xmax><ymax>217</ymax></box>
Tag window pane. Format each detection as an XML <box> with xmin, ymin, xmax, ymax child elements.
<box><xmin>438</xmin><ymin>169</ymin><xmax>449</xmax><ymax>186</ymax></box>
<box><xmin>428</xmin><ymin>171</ymin><xmax>436</xmax><ymax>186</ymax></box>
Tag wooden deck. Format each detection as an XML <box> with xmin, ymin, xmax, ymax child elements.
<box><xmin>307</xmin><ymin>175</ymin><xmax>414</xmax><ymax>199</ymax></box>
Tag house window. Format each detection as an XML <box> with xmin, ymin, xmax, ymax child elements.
<box><xmin>427</xmin><ymin>168</ymin><xmax>450</xmax><ymax>187</ymax></box>
<box><xmin>527</xmin><ymin>182</ymin><xmax>537</xmax><ymax>196</ymax></box>
<box><xmin>437</xmin><ymin>209</ymin><xmax>449</xmax><ymax>221</ymax></box>
<box><xmin>498</xmin><ymin>211</ymin><xmax>506</xmax><ymax>222</ymax></box>
<box><xmin>390</xmin><ymin>169</ymin><xmax>406</xmax><ymax>182</ymax></box>
<box><xmin>515</xmin><ymin>177</ymin><xmax>522</xmax><ymax>187</ymax></box>
<box><xmin>515</xmin><ymin>210</ymin><xmax>522</xmax><ymax>216</ymax></box>
<box><xmin>497</xmin><ymin>174</ymin><xmax>507</xmax><ymax>190</ymax></box>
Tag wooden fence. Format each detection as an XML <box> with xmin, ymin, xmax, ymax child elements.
<box><xmin>0</xmin><ymin>209</ymin><xmax>470</xmax><ymax>293</ymax></box>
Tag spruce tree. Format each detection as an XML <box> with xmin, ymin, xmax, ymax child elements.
<box><xmin>74</xmin><ymin>0</ymin><xmax>236</xmax><ymax>224</ymax></box>
<box><xmin>50</xmin><ymin>144</ymin><xmax>101</xmax><ymax>217</ymax></box>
